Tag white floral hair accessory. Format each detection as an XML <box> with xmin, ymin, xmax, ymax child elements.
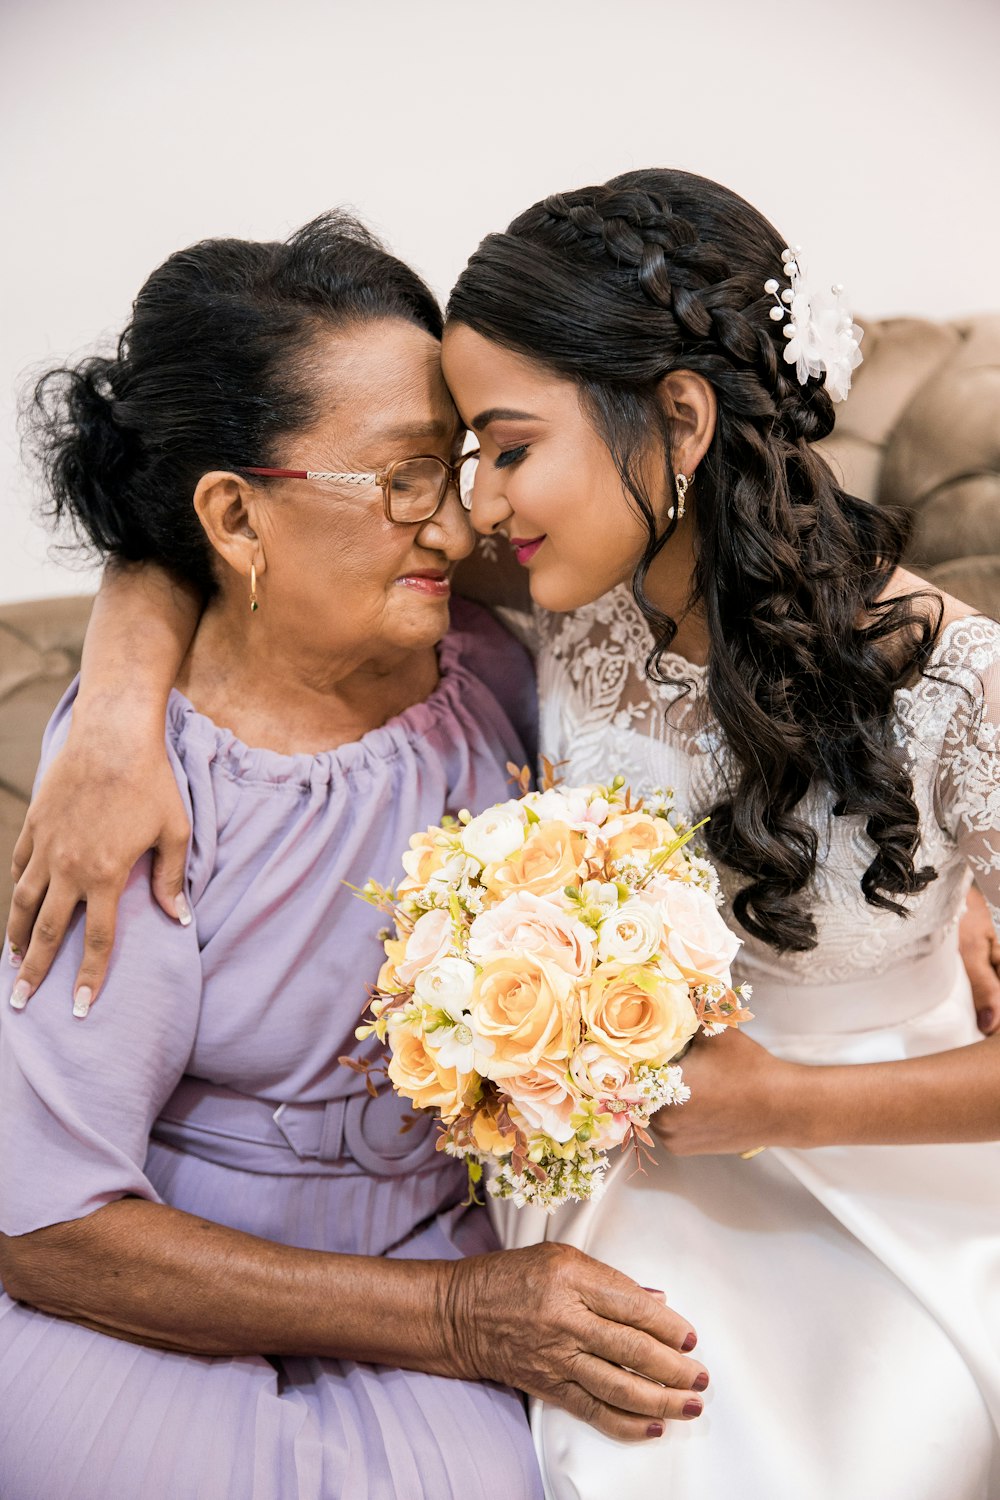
<box><xmin>765</xmin><ymin>247</ymin><xmax>863</xmax><ymax>403</ymax></box>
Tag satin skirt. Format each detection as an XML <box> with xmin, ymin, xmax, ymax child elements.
<box><xmin>495</xmin><ymin>942</ymin><xmax>1000</xmax><ymax>1500</ymax></box>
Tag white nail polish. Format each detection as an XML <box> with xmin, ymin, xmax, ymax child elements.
<box><xmin>175</xmin><ymin>892</ymin><xmax>193</xmax><ymax>928</ymax></box>
<box><xmin>10</xmin><ymin>980</ymin><xmax>30</xmax><ymax>1010</ymax></box>
<box><xmin>73</xmin><ymin>986</ymin><xmax>93</xmax><ymax>1019</ymax></box>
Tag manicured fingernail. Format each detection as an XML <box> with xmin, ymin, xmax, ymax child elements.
<box><xmin>692</xmin><ymin>1371</ymin><xmax>710</xmax><ymax>1392</ymax></box>
<box><xmin>682</xmin><ymin>1399</ymin><xmax>703</xmax><ymax>1418</ymax></box>
<box><xmin>175</xmin><ymin>892</ymin><xmax>193</xmax><ymax>927</ymax></box>
<box><xmin>8</xmin><ymin>948</ymin><xmax>22</xmax><ymax>967</ymax></box>
<box><xmin>681</xmin><ymin>1331</ymin><xmax>698</xmax><ymax>1352</ymax></box>
<box><xmin>646</xmin><ymin>1422</ymin><xmax>664</xmax><ymax>1438</ymax></box>
<box><xmin>10</xmin><ymin>980</ymin><xmax>31</xmax><ymax>1010</ymax></box>
<box><xmin>73</xmin><ymin>986</ymin><xmax>93</xmax><ymax>1019</ymax></box>
<box><xmin>977</xmin><ymin>1009</ymin><xmax>996</xmax><ymax>1031</ymax></box>
<box><xmin>641</xmin><ymin>1286</ymin><xmax>666</xmax><ymax>1300</ymax></box>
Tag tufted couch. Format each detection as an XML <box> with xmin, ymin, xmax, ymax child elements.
<box><xmin>2</xmin><ymin>313</ymin><xmax>999</xmax><ymax>918</ymax></box>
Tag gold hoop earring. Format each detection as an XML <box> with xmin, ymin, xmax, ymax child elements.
<box><xmin>249</xmin><ymin>561</ymin><xmax>259</xmax><ymax>614</ymax></box>
<box><xmin>673</xmin><ymin>472</ymin><xmax>690</xmax><ymax>522</ymax></box>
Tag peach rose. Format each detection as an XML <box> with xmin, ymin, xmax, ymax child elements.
<box><xmin>377</xmin><ymin>937</ymin><xmax>408</xmax><ymax>994</ymax></box>
<box><xmin>582</xmin><ymin>962</ymin><xmax>696</xmax><ymax>1065</ymax></box>
<box><xmin>504</xmin><ymin>1061</ymin><xmax>577</xmax><ymax>1143</ymax></box>
<box><xmin>602</xmin><ymin>812</ymin><xmax>673</xmax><ymax>866</ymax></box>
<box><xmin>399</xmin><ymin>830</ymin><xmax>450</xmax><ymax>888</ymax></box>
<box><xmin>468</xmin><ymin>890</ymin><xmax>596</xmax><ymax>977</ymax></box>
<box><xmin>387</xmin><ymin>1024</ymin><xmax>469</xmax><ymax>1115</ymax></box>
<box><xmin>642</xmin><ymin>879</ymin><xmax>741</xmax><ymax>982</ymax></box>
<box><xmin>483</xmin><ymin>821</ymin><xmax>585</xmax><ymax>901</ymax></box>
<box><xmin>470</xmin><ymin>1099</ymin><xmax>515</xmax><ymax>1155</ymax></box>
<box><xmin>472</xmin><ymin>953</ymin><xmax>577</xmax><ymax>1078</ymax></box>
<box><xmin>396</xmin><ymin>909</ymin><xmax>454</xmax><ymax>987</ymax></box>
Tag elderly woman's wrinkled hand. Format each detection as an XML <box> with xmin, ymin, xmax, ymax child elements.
<box><xmin>445</xmin><ymin>1242</ymin><xmax>709</xmax><ymax>1440</ymax></box>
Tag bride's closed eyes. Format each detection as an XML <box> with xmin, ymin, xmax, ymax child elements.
<box><xmin>494</xmin><ymin>445</ymin><xmax>529</xmax><ymax>470</ymax></box>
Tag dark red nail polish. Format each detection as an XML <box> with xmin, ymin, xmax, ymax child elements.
<box><xmin>641</xmin><ymin>1286</ymin><xmax>666</xmax><ymax>1297</ymax></box>
<box><xmin>646</xmin><ymin>1422</ymin><xmax>664</xmax><ymax>1438</ymax></box>
<box><xmin>978</xmin><ymin>1009</ymin><xmax>996</xmax><ymax>1031</ymax></box>
<box><xmin>692</xmin><ymin>1371</ymin><xmax>710</xmax><ymax>1392</ymax></box>
<box><xmin>681</xmin><ymin>1331</ymin><xmax>698</xmax><ymax>1352</ymax></box>
<box><xmin>683</xmin><ymin>1399</ymin><xmax>703</xmax><ymax>1418</ymax></box>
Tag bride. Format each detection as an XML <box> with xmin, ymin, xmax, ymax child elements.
<box><xmin>9</xmin><ymin>170</ymin><xmax>1000</xmax><ymax>1497</ymax></box>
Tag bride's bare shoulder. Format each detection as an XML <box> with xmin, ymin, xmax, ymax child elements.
<box><xmin>881</xmin><ymin>566</ymin><xmax>987</xmax><ymax>635</ymax></box>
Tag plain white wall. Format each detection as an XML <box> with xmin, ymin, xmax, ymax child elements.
<box><xmin>2</xmin><ymin>0</ymin><xmax>998</xmax><ymax>604</ymax></box>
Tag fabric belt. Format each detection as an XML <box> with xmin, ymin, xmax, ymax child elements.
<box><xmin>152</xmin><ymin>1076</ymin><xmax>445</xmax><ymax>1179</ymax></box>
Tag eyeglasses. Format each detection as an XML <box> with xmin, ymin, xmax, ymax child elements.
<box><xmin>242</xmin><ymin>451</ymin><xmax>481</xmax><ymax>526</ymax></box>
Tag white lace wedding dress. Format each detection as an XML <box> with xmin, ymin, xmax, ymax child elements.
<box><xmin>496</xmin><ymin>586</ymin><xmax>1000</xmax><ymax>1500</ymax></box>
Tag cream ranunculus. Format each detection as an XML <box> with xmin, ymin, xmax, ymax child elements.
<box><xmin>582</xmin><ymin>962</ymin><xmax>696</xmax><ymax>1065</ymax></box>
<box><xmin>484</xmin><ymin>821</ymin><xmax>585</xmax><ymax>900</ymax></box>
<box><xmin>642</xmin><ymin>879</ymin><xmax>742</xmax><ymax>982</ymax></box>
<box><xmin>414</xmin><ymin>956</ymin><xmax>476</xmax><ymax>1012</ymax></box>
<box><xmin>396</xmin><ymin>909</ymin><xmax>454</xmax><ymax>987</ymax></box>
<box><xmin>461</xmin><ymin>803</ymin><xmax>526</xmax><ymax>865</ymax></box>
<box><xmin>386</xmin><ymin>1024</ymin><xmax>469</xmax><ymax>1115</ymax></box>
<box><xmin>569</xmin><ymin>1040</ymin><xmax>643</xmax><ymax>1104</ymax></box>
<box><xmin>596</xmin><ymin>898</ymin><xmax>663</xmax><ymax>964</ymax></box>
<box><xmin>468</xmin><ymin>890</ymin><xmax>596</xmax><ymax>977</ymax></box>
<box><xmin>472</xmin><ymin>953</ymin><xmax>577</xmax><ymax>1079</ymax></box>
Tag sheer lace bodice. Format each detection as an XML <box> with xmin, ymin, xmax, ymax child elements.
<box><xmin>514</xmin><ymin>585</ymin><xmax>1000</xmax><ymax>989</ymax></box>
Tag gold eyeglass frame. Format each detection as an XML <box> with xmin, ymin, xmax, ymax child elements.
<box><xmin>242</xmin><ymin>450</ymin><xmax>480</xmax><ymax>525</ymax></box>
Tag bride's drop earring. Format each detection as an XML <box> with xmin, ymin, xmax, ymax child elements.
<box><xmin>673</xmin><ymin>471</ymin><xmax>690</xmax><ymax>522</ymax></box>
<box><xmin>249</xmin><ymin>561</ymin><xmax>259</xmax><ymax>614</ymax></box>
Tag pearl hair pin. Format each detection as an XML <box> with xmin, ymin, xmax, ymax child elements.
<box><xmin>765</xmin><ymin>247</ymin><xmax>863</xmax><ymax>403</ymax></box>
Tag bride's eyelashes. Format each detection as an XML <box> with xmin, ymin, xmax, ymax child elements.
<box><xmin>494</xmin><ymin>445</ymin><xmax>529</xmax><ymax>470</ymax></box>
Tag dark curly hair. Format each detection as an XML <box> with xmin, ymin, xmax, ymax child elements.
<box><xmin>27</xmin><ymin>212</ymin><xmax>443</xmax><ymax>597</ymax></box>
<box><xmin>447</xmin><ymin>168</ymin><xmax>941</xmax><ymax>953</ymax></box>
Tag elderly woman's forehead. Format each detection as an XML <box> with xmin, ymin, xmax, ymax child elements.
<box><xmin>310</xmin><ymin>321</ymin><xmax>456</xmax><ymax>437</ymax></box>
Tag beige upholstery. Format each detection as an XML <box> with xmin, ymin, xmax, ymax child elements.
<box><xmin>0</xmin><ymin>595</ymin><xmax>93</xmax><ymax>917</ymax></box>
<box><xmin>820</xmin><ymin>313</ymin><xmax>1000</xmax><ymax>615</ymax></box>
<box><xmin>1</xmin><ymin>312</ymin><xmax>999</xmax><ymax>919</ymax></box>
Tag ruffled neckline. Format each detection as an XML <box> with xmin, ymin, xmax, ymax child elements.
<box><xmin>167</xmin><ymin>621</ymin><xmax>471</xmax><ymax>789</ymax></box>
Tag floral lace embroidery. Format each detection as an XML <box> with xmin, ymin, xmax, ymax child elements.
<box><xmin>533</xmin><ymin>586</ymin><xmax>1000</xmax><ymax>984</ymax></box>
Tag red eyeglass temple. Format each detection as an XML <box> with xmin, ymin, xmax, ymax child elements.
<box><xmin>242</xmin><ymin>467</ymin><xmax>311</xmax><ymax>479</ymax></box>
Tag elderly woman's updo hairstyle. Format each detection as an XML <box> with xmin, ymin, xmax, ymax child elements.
<box><xmin>448</xmin><ymin>168</ymin><xmax>941</xmax><ymax>954</ymax></box>
<box><xmin>30</xmin><ymin>213</ymin><xmax>442</xmax><ymax>597</ymax></box>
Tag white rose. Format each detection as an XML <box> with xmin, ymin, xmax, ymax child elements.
<box><xmin>596</xmin><ymin>898</ymin><xmax>663</xmax><ymax>964</ymax></box>
<box><xmin>570</xmin><ymin>1041</ymin><xmax>644</xmax><ymax>1104</ymax></box>
<box><xmin>642</xmin><ymin>880</ymin><xmax>741</xmax><ymax>981</ymax></box>
<box><xmin>461</xmin><ymin>804</ymin><xmax>526</xmax><ymax>865</ymax></box>
<box><xmin>396</xmin><ymin>908</ymin><xmax>453</xmax><ymax>986</ymax></box>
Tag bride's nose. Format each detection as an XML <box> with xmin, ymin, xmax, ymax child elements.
<box><xmin>469</xmin><ymin>474</ymin><xmax>513</xmax><ymax>537</ymax></box>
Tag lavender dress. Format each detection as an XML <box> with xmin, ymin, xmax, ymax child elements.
<box><xmin>0</xmin><ymin>601</ymin><xmax>544</xmax><ymax>1500</ymax></box>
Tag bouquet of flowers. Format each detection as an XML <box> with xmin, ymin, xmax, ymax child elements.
<box><xmin>348</xmin><ymin>769</ymin><xmax>752</xmax><ymax>1211</ymax></box>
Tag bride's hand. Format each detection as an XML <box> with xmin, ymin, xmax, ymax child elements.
<box><xmin>958</xmin><ymin>883</ymin><xmax>1000</xmax><ymax>1036</ymax></box>
<box><xmin>446</xmin><ymin>1243</ymin><xmax>710</xmax><ymax>1441</ymax></box>
<box><xmin>652</xmin><ymin>1028</ymin><xmax>799</xmax><ymax>1156</ymax></box>
<box><xmin>7</xmin><ymin>716</ymin><xmax>190</xmax><ymax>1010</ymax></box>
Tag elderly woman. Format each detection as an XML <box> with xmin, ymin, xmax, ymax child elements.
<box><xmin>0</xmin><ymin>216</ymin><xmax>707</xmax><ymax>1500</ymax></box>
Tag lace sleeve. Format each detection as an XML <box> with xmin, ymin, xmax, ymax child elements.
<box><xmin>933</xmin><ymin>618</ymin><xmax>1000</xmax><ymax>927</ymax></box>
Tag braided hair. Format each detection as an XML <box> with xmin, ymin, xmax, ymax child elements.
<box><xmin>447</xmin><ymin>168</ymin><xmax>940</xmax><ymax>954</ymax></box>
